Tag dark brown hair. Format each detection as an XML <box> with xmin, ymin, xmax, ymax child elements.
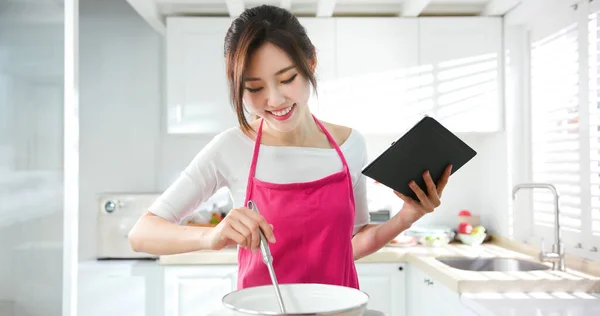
<box><xmin>224</xmin><ymin>5</ymin><xmax>318</xmax><ymax>133</ymax></box>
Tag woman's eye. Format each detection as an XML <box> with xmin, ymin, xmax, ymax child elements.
<box><xmin>282</xmin><ymin>74</ymin><xmax>297</xmax><ymax>84</ymax></box>
<box><xmin>245</xmin><ymin>87</ymin><xmax>263</xmax><ymax>93</ymax></box>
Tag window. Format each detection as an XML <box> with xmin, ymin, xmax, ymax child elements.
<box><xmin>530</xmin><ymin>23</ymin><xmax>581</xmax><ymax>236</ymax></box>
<box><xmin>589</xmin><ymin>12</ymin><xmax>600</xmax><ymax>239</ymax></box>
<box><xmin>529</xmin><ymin>5</ymin><xmax>600</xmax><ymax>255</ymax></box>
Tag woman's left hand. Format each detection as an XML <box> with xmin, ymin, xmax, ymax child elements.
<box><xmin>394</xmin><ymin>164</ymin><xmax>452</xmax><ymax>222</ymax></box>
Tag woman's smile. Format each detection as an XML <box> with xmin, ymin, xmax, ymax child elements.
<box><xmin>268</xmin><ymin>103</ymin><xmax>296</xmax><ymax>121</ymax></box>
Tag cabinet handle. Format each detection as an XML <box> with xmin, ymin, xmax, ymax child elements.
<box><xmin>398</xmin><ymin>266</ymin><xmax>403</xmax><ymax>271</ymax></box>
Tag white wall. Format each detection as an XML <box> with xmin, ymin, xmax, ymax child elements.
<box><xmin>79</xmin><ymin>0</ymin><xmax>224</xmax><ymax>260</ymax></box>
<box><xmin>79</xmin><ymin>0</ymin><xmax>162</xmax><ymax>260</ymax></box>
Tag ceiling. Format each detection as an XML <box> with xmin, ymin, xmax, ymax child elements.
<box><xmin>125</xmin><ymin>0</ymin><xmax>523</xmax><ymax>35</ymax></box>
<box><xmin>155</xmin><ymin>0</ymin><xmax>521</xmax><ymax>17</ymax></box>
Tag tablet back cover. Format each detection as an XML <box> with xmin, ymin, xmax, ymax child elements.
<box><xmin>362</xmin><ymin>116</ymin><xmax>477</xmax><ymax>201</ymax></box>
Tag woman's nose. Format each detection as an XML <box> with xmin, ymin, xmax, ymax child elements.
<box><xmin>267</xmin><ymin>87</ymin><xmax>286</xmax><ymax>107</ymax></box>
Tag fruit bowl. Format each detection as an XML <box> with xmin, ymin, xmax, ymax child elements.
<box><xmin>458</xmin><ymin>233</ymin><xmax>486</xmax><ymax>246</ymax></box>
<box><xmin>419</xmin><ymin>234</ymin><xmax>452</xmax><ymax>247</ymax></box>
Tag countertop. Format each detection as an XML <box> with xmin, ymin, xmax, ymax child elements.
<box><xmin>461</xmin><ymin>292</ymin><xmax>600</xmax><ymax>316</ymax></box>
<box><xmin>159</xmin><ymin>240</ymin><xmax>600</xmax><ymax>294</ymax></box>
<box><xmin>207</xmin><ymin>308</ymin><xmax>386</xmax><ymax>316</ymax></box>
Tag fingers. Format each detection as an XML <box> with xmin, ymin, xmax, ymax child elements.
<box><xmin>409</xmin><ymin>181</ymin><xmax>433</xmax><ymax>209</ymax></box>
<box><xmin>423</xmin><ymin>170</ymin><xmax>441</xmax><ymax>207</ymax></box>
<box><xmin>233</xmin><ymin>216</ymin><xmax>258</xmax><ymax>251</ymax></box>
<box><xmin>229</xmin><ymin>219</ymin><xmax>253</xmax><ymax>249</ymax></box>
<box><xmin>436</xmin><ymin>165</ymin><xmax>452</xmax><ymax>196</ymax></box>
<box><xmin>222</xmin><ymin>208</ymin><xmax>276</xmax><ymax>251</ymax></box>
<box><xmin>221</xmin><ymin>225</ymin><xmax>247</xmax><ymax>247</ymax></box>
<box><xmin>244</xmin><ymin>208</ymin><xmax>276</xmax><ymax>244</ymax></box>
<box><xmin>423</xmin><ymin>170</ymin><xmax>437</xmax><ymax>196</ymax></box>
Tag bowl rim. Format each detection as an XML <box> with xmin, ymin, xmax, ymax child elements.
<box><xmin>458</xmin><ymin>233</ymin><xmax>487</xmax><ymax>244</ymax></box>
<box><xmin>221</xmin><ymin>283</ymin><xmax>370</xmax><ymax>315</ymax></box>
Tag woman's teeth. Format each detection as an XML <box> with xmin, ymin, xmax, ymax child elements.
<box><xmin>270</xmin><ymin>104</ymin><xmax>295</xmax><ymax>116</ymax></box>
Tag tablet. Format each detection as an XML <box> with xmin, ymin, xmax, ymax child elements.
<box><xmin>361</xmin><ymin>116</ymin><xmax>477</xmax><ymax>201</ymax></box>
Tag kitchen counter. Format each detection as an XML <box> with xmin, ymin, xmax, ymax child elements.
<box><xmin>410</xmin><ymin>246</ymin><xmax>599</xmax><ymax>293</ymax></box>
<box><xmin>159</xmin><ymin>239</ymin><xmax>600</xmax><ymax>294</ymax></box>
<box><xmin>157</xmin><ymin>245</ymin><xmax>412</xmax><ymax>265</ymax></box>
<box><xmin>207</xmin><ymin>308</ymin><xmax>387</xmax><ymax>316</ymax></box>
<box><xmin>461</xmin><ymin>292</ymin><xmax>600</xmax><ymax>316</ymax></box>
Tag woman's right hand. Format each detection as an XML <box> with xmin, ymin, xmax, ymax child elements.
<box><xmin>207</xmin><ymin>207</ymin><xmax>276</xmax><ymax>251</ymax></box>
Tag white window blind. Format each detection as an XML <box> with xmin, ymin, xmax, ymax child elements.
<box><xmin>530</xmin><ymin>23</ymin><xmax>582</xmax><ymax>233</ymax></box>
<box><xmin>589</xmin><ymin>12</ymin><xmax>600</xmax><ymax>237</ymax></box>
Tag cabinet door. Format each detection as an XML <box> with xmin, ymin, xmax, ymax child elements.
<box><xmin>405</xmin><ymin>264</ymin><xmax>426</xmax><ymax>316</ymax></box>
<box><xmin>406</xmin><ymin>264</ymin><xmax>478</xmax><ymax>316</ymax></box>
<box><xmin>418</xmin><ymin>17</ymin><xmax>503</xmax><ymax>132</ymax></box>
<box><xmin>164</xmin><ymin>265</ymin><xmax>238</xmax><ymax>316</ymax></box>
<box><xmin>355</xmin><ymin>263</ymin><xmax>406</xmax><ymax>316</ymax></box>
<box><xmin>166</xmin><ymin>17</ymin><xmax>237</xmax><ymax>134</ymax></box>
<box><xmin>297</xmin><ymin>18</ymin><xmax>336</xmax><ymax>114</ymax></box>
<box><xmin>318</xmin><ymin>18</ymin><xmax>420</xmax><ymax>134</ymax></box>
<box><xmin>78</xmin><ymin>263</ymin><xmax>150</xmax><ymax>316</ymax></box>
<box><xmin>407</xmin><ymin>265</ymin><xmax>453</xmax><ymax>316</ymax></box>
<box><xmin>335</xmin><ymin>18</ymin><xmax>419</xmax><ymax>79</ymax></box>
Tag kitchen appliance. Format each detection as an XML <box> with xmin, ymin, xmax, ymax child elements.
<box><xmin>222</xmin><ymin>283</ymin><xmax>370</xmax><ymax>315</ymax></box>
<box><xmin>368</xmin><ymin>210</ymin><xmax>390</xmax><ymax>223</ymax></box>
<box><xmin>96</xmin><ymin>193</ymin><xmax>161</xmax><ymax>259</ymax></box>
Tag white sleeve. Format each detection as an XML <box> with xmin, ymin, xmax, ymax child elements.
<box><xmin>148</xmin><ymin>134</ymin><xmax>228</xmax><ymax>224</ymax></box>
<box><xmin>352</xmin><ymin>136</ymin><xmax>370</xmax><ymax>235</ymax></box>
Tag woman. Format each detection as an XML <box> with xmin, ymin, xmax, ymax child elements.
<box><xmin>128</xmin><ymin>4</ymin><xmax>452</xmax><ymax>290</ymax></box>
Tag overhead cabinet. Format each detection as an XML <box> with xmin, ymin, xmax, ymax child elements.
<box><xmin>166</xmin><ymin>17</ymin><xmax>503</xmax><ymax>135</ymax></box>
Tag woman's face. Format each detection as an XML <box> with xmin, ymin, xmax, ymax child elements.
<box><xmin>242</xmin><ymin>42</ymin><xmax>312</xmax><ymax>133</ymax></box>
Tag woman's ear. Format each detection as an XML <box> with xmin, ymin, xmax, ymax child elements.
<box><xmin>309</xmin><ymin>57</ymin><xmax>317</xmax><ymax>74</ymax></box>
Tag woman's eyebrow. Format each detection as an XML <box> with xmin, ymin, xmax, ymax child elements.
<box><xmin>245</xmin><ymin>65</ymin><xmax>295</xmax><ymax>82</ymax></box>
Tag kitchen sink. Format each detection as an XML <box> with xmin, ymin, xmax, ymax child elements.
<box><xmin>436</xmin><ymin>257</ymin><xmax>550</xmax><ymax>272</ymax></box>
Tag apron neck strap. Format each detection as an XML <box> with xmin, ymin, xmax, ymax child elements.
<box><xmin>312</xmin><ymin>114</ymin><xmax>350</xmax><ymax>172</ymax></box>
<box><xmin>248</xmin><ymin>118</ymin><xmax>264</xmax><ymax>180</ymax></box>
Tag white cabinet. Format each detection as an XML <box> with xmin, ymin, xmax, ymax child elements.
<box><xmin>317</xmin><ymin>18</ymin><xmax>421</xmax><ymax>134</ymax></box>
<box><xmin>165</xmin><ymin>17</ymin><xmax>503</xmax><ymax>135</ymax></box>
<box><xmin>164</xmin><ymin>263</ymin><xmax>405</xmax><ymax>316</ymax></box>
<box><xmin>297</xmin><ymin>18</ymin><xmax>336</xmax><ymax>84</ymax></box>
<box><xmin>77</xmin><ymin>262</ymin><xmax>485</xmax><ymax>316</ymax></box>
<box><xmin>418</xmin><ymin>17</ymin><xmax>503</xmax><ymax>133</ymax></box>
<box><xmin>406</xmin><ymin>264</ymin><xmax>478</xmax><ymax>316</ymax></box>
<box><xmin>335</xmin><ymin>18</ymin><xmax>419</xmax><ymax>79</ymax></box>
<box><xmin>355</xmin><ymin>263</ymin><xmax>406</xmax><ymax>316</ymax></box>
<box><xmin>297</xmin><ymin>18</ymin><xmax>336</xmax><ymax>114</ymax></box>
<box><xmin>78</xmin><ymin>262</ymin><xmax>160</xmax><ymax>316</ymax></box>
<box><xmin>164</xmin><ymin>265</ymin><xmax>238</xmax><ymax>316</ymax></box>
<box><xmin>166</xmin><ymin>17</ymin><xmax>237</xmax><ymax>134</ymax></box>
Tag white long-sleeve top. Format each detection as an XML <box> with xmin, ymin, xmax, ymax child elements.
<box><xmin>148</xmin><ymin>126</ymin><xmax>371</xmax><ymax>235</ymax></box>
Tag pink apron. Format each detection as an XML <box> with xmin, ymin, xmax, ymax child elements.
<box><xmin>237</xmin><ymin>115</ymin><xmax>360</xmax><ymax>290</ymax></box>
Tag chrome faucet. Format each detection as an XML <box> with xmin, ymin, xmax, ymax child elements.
<box><xmin>512</xmin><ymin>183</ymin><xmax>565</xmax><ymax>271</ymax></box>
